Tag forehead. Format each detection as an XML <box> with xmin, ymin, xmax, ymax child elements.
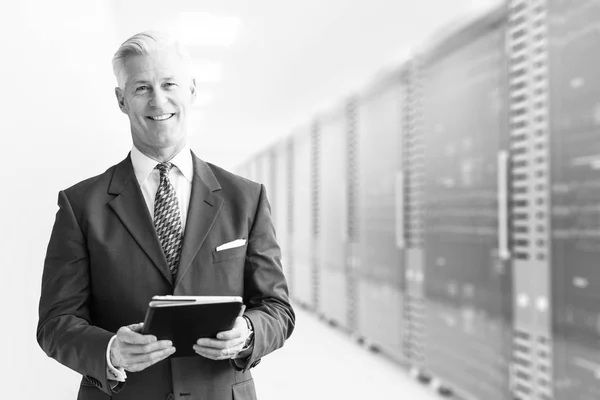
<box><xmin>123</xmin><ymin>49</ymin><xmax>190</xmax><ymax>85</ymax></box>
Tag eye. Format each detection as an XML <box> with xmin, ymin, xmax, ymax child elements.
<box><xmin>135</xmin><ymin>85</ymin><xmax>149</xmax><ymax>92</ymax></box>
<box><xmin>164</xmin><ymin>82</ymin><xmax>177</xmax><ymax>88</ymax></box>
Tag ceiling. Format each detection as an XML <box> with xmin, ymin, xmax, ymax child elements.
<box><xmin>110</xmin><ymin>0</ymin><xmax>500</xmax><ymax>170</ymax></box>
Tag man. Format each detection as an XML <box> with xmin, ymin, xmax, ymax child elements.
<box><xmin>37</xmin><ymin>31</ymin><xmax>294</xmax><ymax>400</ymax></box>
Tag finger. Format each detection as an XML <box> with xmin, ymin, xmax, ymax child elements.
<box><xmin>125</xmin><ymin>347</ymin><xmax>176</xmax><ymax>371</ymax></box>
<box><xmin>193</xmin><ymin>345</ymin><xmax>232</xmax><ymax>360</ymax></box>
<box><xmin>117</xmin><ymin>326</ymin><xmax>157</xmax><ymax>345</ymax></box>
<box><xmin>118</xmin><ymin>341</ymin><xmax>173</xmax><ymax>367</ymax></box>
<box><xmin>216</xmin><ymin>318</ymin><xmax>245</xmax><ymax>340</ymax></box>
<box><xmin>126</xmin><ymin>340</ymin><xmax>173</xmax><ymax>355</ymax></box>
<box><xmin>223</xmin><ymin>342</ymin><xmax>245</xmax><ymax>359</ymax></box>
<box><xmin>231</xmin><ymin>345</ymin><xmax>247</xmax><ymax>359</ymax></box>
<box><xmin>194</xmin><ymin>342</ymin><xmax>245</xmax><ymax>360</ymax></box>
<box><xmin>196</xmin><ymin>337</ymin><xmax>245</xmax><ymax>349</ymax></box>
<box><xmin>127</xmin><ymin>323</ymin><xmax>145</xmax><ymax>332</ymax></box>
<box><xmin>192</xmin><ymin>345</ymin><xmax>221</xmax><ymax>359</ymax></box>
<box><xmin>128</xmin><ymin>346</ymin><xmax>175</xmax><ymax>366</ymax></box>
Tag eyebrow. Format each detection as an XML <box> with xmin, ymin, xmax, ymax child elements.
<box><xmin>131</xmin><ymin>77</ymin><xmax>177</xmax><ymax>86</ymax></box>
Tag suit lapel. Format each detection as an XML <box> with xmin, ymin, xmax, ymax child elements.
<box><xmin>107</xmin><ymin>155</ymin><xmax>173</xmax><ymax>285</ymax></box>
<box><xmin>175</xmin><ymin>153</ymin><xmax>223</xmax><ymax>286</ymax></box>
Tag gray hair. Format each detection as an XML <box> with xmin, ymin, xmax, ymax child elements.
<box><xmin>112</xmin><ymin>31</ymin><xmax>192</xmax><ymax>88</ymax></box>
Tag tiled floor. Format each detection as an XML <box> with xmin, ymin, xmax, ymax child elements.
<box><xmin>252</xmin><ymin>306</ymin><xmax>443</xmax><ymax>400</ymax></box>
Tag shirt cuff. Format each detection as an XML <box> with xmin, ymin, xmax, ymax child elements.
<box><xmin>106</xmin><ymin>335</ymin><xmax>127</xmax><ymax>383</ymax></box>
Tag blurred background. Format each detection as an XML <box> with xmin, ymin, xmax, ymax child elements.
<box><xmin>3</xmin><ymin>1</ymin><xmax>598</xmax><ymax>400</ymax></box>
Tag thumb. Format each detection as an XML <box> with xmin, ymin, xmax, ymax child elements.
<box><xmin>127</xmin><ymin>322</ymin><xmax>145</xmax><ymax>333</ymax></box>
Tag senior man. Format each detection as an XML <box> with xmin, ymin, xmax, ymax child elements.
<box><xmin>37</xmin><ymin>31</ymin><xmax>294</xmax><ymax>400</ymax></box>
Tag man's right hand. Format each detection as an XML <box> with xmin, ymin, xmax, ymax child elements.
<box><xmin>110</xmin><ymin>323</ymin><xmax>176</xmax><ymax>372</ymax></box>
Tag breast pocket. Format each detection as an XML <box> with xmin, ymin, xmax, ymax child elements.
<box><xmin>212</xmin><ymin>244</ymin><xmax>248</xmax><ymax>263</ymax></box>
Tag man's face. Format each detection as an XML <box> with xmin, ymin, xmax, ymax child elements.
<box><xmin>115</xmin><ymin>49</ymin><xmax>196</xmax><ymax>156</ymax></box>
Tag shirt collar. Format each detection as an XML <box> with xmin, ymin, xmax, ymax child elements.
<box><xmin>130</xmin><ymin>145</ymin><xmax>194</xmax><ymax>186</ymax></box>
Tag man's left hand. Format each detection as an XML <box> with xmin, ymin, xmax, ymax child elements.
<box><xmin>193</xmin><ymin>317</ymin><xmax>250</xmax><ymax>360</ymax></box>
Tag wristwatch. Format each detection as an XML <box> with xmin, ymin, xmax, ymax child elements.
<box><xmin>241</xmin><ymin>316</ymin><xmax>254</xmax><ymax>350</ymax></box>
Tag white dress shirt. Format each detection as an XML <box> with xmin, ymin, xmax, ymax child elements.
<box><xmin>130</xmin><ymin>144</ymin><xmax>194</xmax><ymax>230</ymax></box>
<box><xmin>106</xmin><ymin>145</ymin><xmax>194</xmax><ymax>384</ymax></box>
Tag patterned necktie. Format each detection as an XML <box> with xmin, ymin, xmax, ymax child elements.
<box><xmin>154</xmin><ymin>162</ymin><xmax>183</xmax><ymax>277</ymax></box>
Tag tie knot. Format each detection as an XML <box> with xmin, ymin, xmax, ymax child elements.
<box><xmin>156</xmin><ymin>162</ymin><xmax>173</xmax><ymax>175</ymax></box>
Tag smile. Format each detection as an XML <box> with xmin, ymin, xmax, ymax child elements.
<box><xmin>147</xmin><ymin>113</ymin><xmax>175</xmax><ymax>121</ymax></box>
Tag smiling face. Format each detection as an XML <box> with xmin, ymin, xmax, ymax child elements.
<box><xmin>115</xmin><ymin>48</ymin><xmax>196</xmax><ymax>160</ymax></box>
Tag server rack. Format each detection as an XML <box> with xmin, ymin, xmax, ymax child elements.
<box><xmin>345</xmin><ymin>98</ymin><xmax>360</xmax><ymax>333</ymax></box>
<box><xmin>253</xmin><ymin>151</ymin><xmax>266</xmax><ymax>186</ymax></box>
<box><xmin>270</xmin><ymin>140</ymin><xmax>292</xmax><ymax>290</ymax></box>
<box><xmin>235</xmin><ymin>3</ymin><xmax>600</xmax><ymax>400</ymax></box>
<box><xmin>246</xmin><ymin>157</ymin><xmax>258</xmax><ymax>182</ymax></box>
<box><xmin>316</xmin><ymin>106</ymin><xmax>350</xmax><ymax>329</ymax></box>
<box><xmin>311</xmin><ymin>122</ymin><xmax>321</xmax><ymax>313</ymax></box>
<box><xmin>547</xmin><ymin>1</ymin><xmax>600</xmax><ymax>399</ymax></box>
<box><xmin>402</xmin><ymin>59</ymin><xmax>428</xmax><ymax>372</ymax></box>
<box><xmin>286</xmin><ymin>138</ymin><xmax>296</xmax><ymax>300</ymax></box>
<box><xmin>290</xmin><ymin>126</ymin><xmax>317</xmax><ymax>309</ymax></box>
<box><xmin>420</xmin><ymin>6</ymin><xmax>512</xmax><ymax>400</ymax></box>
<box><xmin>261</xmin><ymin>149</ymin><xmax>276</xmax><ymax>208</ymax></box>
<box><xmin>354</xmin><ymin>67</ymin><xmax>406</xmax><ymax>363</ymax></box>
<box><xmin>506</xmin><ymin>2</ymin><xmax>554</xmax><ymax>400</ymax></box>
<box><xmin>235</xmin><ymin>161</ymin><xmax>251</xmax><ymax>181</ymax></box>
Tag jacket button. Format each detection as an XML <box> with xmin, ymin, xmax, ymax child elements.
<box><xmin>166</xmin><ymin>393</ymin><xmax>174</xmax><ymax>400</ymax></box>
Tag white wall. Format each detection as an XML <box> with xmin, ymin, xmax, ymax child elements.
<box><xmin>0</xmin><ymin>1</ymin><xmax>129</xmax><ymax>397</ymax></box>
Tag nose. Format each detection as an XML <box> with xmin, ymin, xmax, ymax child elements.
<box><xmin>149</xmin><ymin>88</ymin><xmax>168</xmax><ymax>108</ymax></box>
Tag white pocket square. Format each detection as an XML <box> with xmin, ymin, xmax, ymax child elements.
<box><xmin>216</xmin><ymin>239</ymin><xmax>247</xmax><ymax>252</ymax></box>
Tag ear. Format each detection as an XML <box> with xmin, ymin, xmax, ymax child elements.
<box><xmin>190</xmin><ymin>77</ymin><xmax>197</xmax><ymax>104</ymax></box>
<box><xmin>115</xmin><ymin>87</ymin><xmax>128</xmax><ymax>114</ymax></box>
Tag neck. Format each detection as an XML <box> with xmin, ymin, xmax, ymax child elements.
<box><xmin>134</xmin><ymin>142</ymin><xmax>186</xmax><ymax>162</ymax></box>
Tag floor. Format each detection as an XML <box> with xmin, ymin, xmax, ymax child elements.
<box><xmin>252</xmin><ymin>305</ymin><xmax>444</xmax><ymax>400</ymax></box>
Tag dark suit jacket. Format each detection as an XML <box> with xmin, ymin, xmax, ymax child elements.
<box><xmin>37</xmin><ymin>152</ymin><xmax>295</xmax><ymax>400</ymax></box>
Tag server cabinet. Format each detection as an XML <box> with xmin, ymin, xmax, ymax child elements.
<box><xmin>505</xmin><ymin>2</ymin><xmax>554</xmax><ymax>399</ymax></box>
<box><xmin>236</xmin><ymin>161</ymin><xmax>251</xmax><ymax>181</ymax></box>
<box><xmin>271</xmin><ymin>140</ymin><xmax>293</xmax><ymax>290</ymax></box>
<box><xmin>421</xmin><ymin>7</ymin><xmax>512</xmax><ymax>400</ymax></box>
<box><xmin>402</xmin><ymin>61</ymin><xmax>427</xmax><ymax>371</ymax></box>
<box><xmin>247</xmin><ymin>154</ymin><xmax>258</xmax><ymax>182</ymax></box>
<box><xmin>316</xmin><ymin>106</ymin><xmax>350</xmax><ymax>329</ymax></box>
<box><xmin>246</xmin><ymin>157</ymin><xmax>258</xmax><ymax>182</ymax></box>
<box><xmin>547</xmin><ymin>1</ymin><xmax>600</xmax><ymax>399</ymax></box>
<box><xmin>267</xmin><ymin>149</ymin><xmax>277</xmax><ymax>214</ymax></box>
<box><xmin>345</xmin><ymin>99</ymin><xmax>360</xmax><ymax>333</ymax></box>
<box><xmin>252</xmin><ymin>152</ymin><xmax>263</xmax><ymax>185</ymax></box>
<box><xmin>256</xmin><ymin>149</ymin><xmax>275</xmax><ymax>202</ymax></box>
<box><xmin>255</xmin><ymin>150</ymin><xmax>272</xmax><ymax>187</ymax></box>
<box><xmin>290</xmin><ymin>126</ymin><xmax>317</xmax><ymax>309</ymax></box>
<box><xmin>355</xmin><ymin>67</ymin><xmax>406</xmax><ymax>362</ymax></box>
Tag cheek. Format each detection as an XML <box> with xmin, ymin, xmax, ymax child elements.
<box><xmin>130</xmin><ymin>115</ymin><xmax>148</xmax><ymax>130</ymax></box>
<box><xmin>126</xmin><ymin>98</ymin><xmax>147</xmax><ymax>116</ymax></box>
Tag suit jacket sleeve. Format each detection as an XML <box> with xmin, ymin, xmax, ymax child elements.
<box><xmin>232</xmin><ymin>184</ymin><xmax>295</xmax><ymax>372</ymax></box>
<box><xmin>37</xmin><ymin>190</ymin><xmax>115</xmax><ymax>395</ymax></box>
